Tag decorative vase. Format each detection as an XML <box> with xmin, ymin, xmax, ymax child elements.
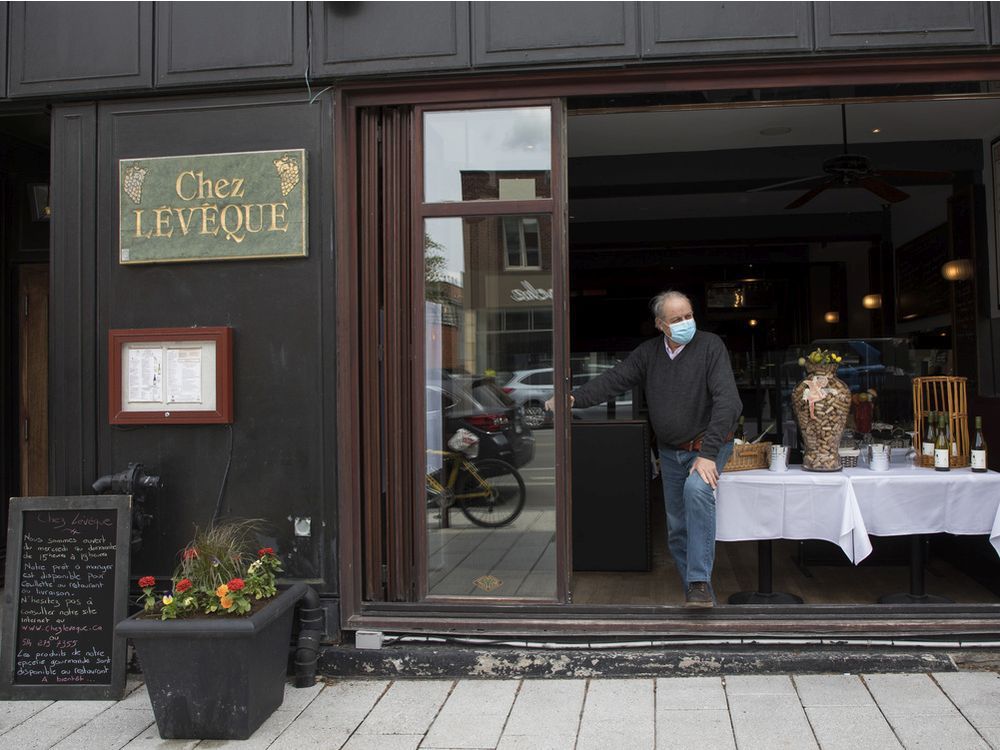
<box><xmin>791</xmin><ymin>362</ymin><xmax>851</xmax><ymax>472</ymax></box>
<box><xmin>115</xmin><ymin>583</ymin><xmax>307</xmax><ymax>740</ymax></box>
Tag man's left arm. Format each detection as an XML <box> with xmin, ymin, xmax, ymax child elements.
<box><xmin>697</xmin><ymin>340</ymin><xmax>743</xmax><ymax>463</ymax></box>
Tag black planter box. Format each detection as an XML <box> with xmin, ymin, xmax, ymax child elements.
<box><xmin>116</xmin><ymin>583</ymin><xmax>307</xmax><ymax>740</ymax></box>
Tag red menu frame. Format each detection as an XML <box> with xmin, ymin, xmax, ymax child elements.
<box><xmin>108</xmin><ymin>327</ymin><xmax>234</xmax><ymax>424</ymax></box>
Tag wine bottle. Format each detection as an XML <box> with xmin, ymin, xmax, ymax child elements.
<box><xmin>734</xmin><ymin>416</ymin><xmax>746</xmax><ymax>443</ymax></box>
<box><xmin>922</xmin><ymin>410</ymin><xmax>936</xmax><ymax>458</ymax></box>
<box><xmin>972</xmin><ymin>416</ymin><xmax>988</xmax><ymax>473</ymax></box>
<box><xmin>935</xmin><ymin>413</ymin><xmax>951</xmax><ymax>471</ymax></box>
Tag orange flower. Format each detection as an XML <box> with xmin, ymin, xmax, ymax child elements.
<box><xmin>216</xmin><ymin>583</ymin><xmax>229</xmax><ymax>597</ymax></box>
<box><xmin>220</xmin><ymin>595</ymin><xmax>233</xmax><ymax>609</ymax></box>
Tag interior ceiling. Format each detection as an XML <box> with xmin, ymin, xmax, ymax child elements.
<box><xmin>568</xmin><ymin>98</ymin><xmax>1000</xmax><ymax>157</ymax></box>
<box><xmin>567</xmin><ymin>97</ymin><xmax>999</xmax><ymax>224</ymax></box>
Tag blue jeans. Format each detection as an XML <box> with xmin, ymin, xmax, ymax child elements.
<box><xmin>658</xmin><ymin>440</ymin><xmax>734</xmax><ymax>592</ymax></box>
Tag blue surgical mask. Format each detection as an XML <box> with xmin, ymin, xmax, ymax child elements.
<box><xmin>668</xmin><ymin>318</ymin><xmax>697</xmax><ymax>345</ymax></box>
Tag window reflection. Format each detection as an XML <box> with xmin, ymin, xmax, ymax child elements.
<box><xmin>424</xmin><ymin>216</ymin><xmax>556</xmax><ymax>599</ymax></box>
<box><xmin>424</xmin><ymin>108</ymin><xmax>552</xmax><ymax>203</ymax></box>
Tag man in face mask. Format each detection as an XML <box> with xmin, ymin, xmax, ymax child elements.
<box><xmin>545</xmin><ymin>290</ymin><xmax>741</xmax><ymax>608</ymax></box>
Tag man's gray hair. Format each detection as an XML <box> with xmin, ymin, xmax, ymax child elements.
<box><xmin>650</xmin><ymin>290</ymin><xmax>692</xmax><ymax>320</ymax></box>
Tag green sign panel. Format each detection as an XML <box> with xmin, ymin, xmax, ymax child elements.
<box><xmin>118</xmin><ymin>149</ymin><xmax>308</xmax><ymax>264</ymax></box>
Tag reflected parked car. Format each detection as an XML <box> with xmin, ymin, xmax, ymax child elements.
<box><xmin>427</xmin><ymin>373</ymin><xmax>535</xmax><ymax>468</ymax></box>
<box><xmin>501</xmin><ymin>367</ymin><xmax>632</xmax><ymax>427</ymax></box>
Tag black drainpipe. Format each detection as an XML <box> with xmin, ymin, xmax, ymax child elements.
<box><xmin>293</xmin><ymin>587</ymin><xmax>323</xmax><ymax>687</ymax></box>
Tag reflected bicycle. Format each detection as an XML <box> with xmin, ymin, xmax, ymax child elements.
<box><xmin>426</xmin><ymin>450</ymin><xmax>526</xmax><ymax>528</ymax></box>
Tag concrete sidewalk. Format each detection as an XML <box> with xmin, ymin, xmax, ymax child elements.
<box><xmin>1</xmin><ymin>671</ymin><xmax>999</xmax><ymax>749</ymax></box>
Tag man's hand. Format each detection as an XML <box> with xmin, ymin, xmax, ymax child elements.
<box><xmin>544</xmin><ymin>395</ymin><xmax>574</xmax><ymax>412</ymax></box>
<box><xmin>690</xmin><ymin>457</ymin><xmax>720</xmax><ymax>489</ymax></box>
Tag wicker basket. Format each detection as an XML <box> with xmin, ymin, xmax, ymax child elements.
<box><xmin>724</xmin><ymin>442</ymin><xmax>772</xmax><ymax>472</ymax></box>
<box><xmin>912</xmin><ymin>376</ymin><xmax>969</xmax><ymax>469</ymax></box>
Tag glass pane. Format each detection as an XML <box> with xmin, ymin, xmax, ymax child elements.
<box><xmin>424</xmin><ymin>108</ymin><xmax>552</xmax><ymax>203</ymax></box>
<box><xmin>424</xmin><ymin>215</ymin><xmax>555</xmax><ymax>599</ymax></box>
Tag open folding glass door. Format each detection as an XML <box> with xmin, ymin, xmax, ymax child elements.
<box><xmin>357</xmin><ymin>100</ymin><xmax>569</xmax><ymax>607</ymax></box>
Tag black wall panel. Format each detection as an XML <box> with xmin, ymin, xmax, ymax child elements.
<box><xmin>472</xmin><ymin>1</ymin><xmax>638</xmax><ymax>66</ymax></box>
<box><xmin>95</xmin><ymin>92</ymin><xmax>336</xmax><ymax>592</ymax></box>
<box><xmin>8</xmin><ymin>2</ymin><xmax>152</xmax><ymax>97</ymax></box>
<box><xmin>815</xmin><ymin>1</ymin><xmax>988</xmax><ymax>50</ymax></box>
<box><xmin>309</xmin><ymin>1</ymin><xmax>470</xmax><ymax>76</ymax></box>
<box><xmin>641</xmin><ymin>2</ymin><xmax>812</xmax><ymax>57</ymax></box>
<box><xmin>50</xmin><ymin>105</ymin><xmax>99</xmax><ymax>495</ymax></box>
<box><xmin>155</xmin><ymin>2</ymin><xmax>306</xmax><ymax>87</ymax></box>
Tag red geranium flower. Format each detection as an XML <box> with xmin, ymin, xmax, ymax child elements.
<box><xmin>227</xmin><ymin>578</ymin><xmax>246</xmax><ymax>591</ymax></box>
<box><xmin>175</xmin><ymin>578</ymin><xmax>192</xmax><ymax>593</ymax></box>
<box><xmin>138</xmin><ymin>576</ymin><xmax>156</xmax><ymax>589</ymax></box>
<box><xmin>258</xmin><ymin>547</ymin><xmax>274</xmax><ymax>557</ymax></box>
<box><xmin>182</xmin><ymin>548</ymin><xmax>198</xmax><ymax>561</ymax></box>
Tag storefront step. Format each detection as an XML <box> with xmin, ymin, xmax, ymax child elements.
<box><xmin>318</xmin><ymin>643</ymin><xmax>961</xmax><ymax>679</ymax></box>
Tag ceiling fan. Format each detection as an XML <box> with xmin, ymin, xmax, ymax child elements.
<box><xmin>749</xmin><ymin>104</ymin><xmax>953</xmax><ymax>209</ymax></box>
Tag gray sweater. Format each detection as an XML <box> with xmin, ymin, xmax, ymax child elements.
<box><xmin>571</xmin><ymin>331</ymin><xmax>743</xmax><ymax>461</ymax></box>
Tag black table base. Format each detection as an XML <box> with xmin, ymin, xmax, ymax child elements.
<box><xmin>877</xmin><ymin>534</ymin><xmax>954</xmax><ymax>604</ymax></box>
<box><xmin>728</xmin><ymin>540</ymin><xmax>804</xmax><ymax>605</ymax></box>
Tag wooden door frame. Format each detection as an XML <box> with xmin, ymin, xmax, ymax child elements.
<box><xmin>335</xmin><ymin>53</ymin><xmax>1000</xmax><ymax>633</ymax></box>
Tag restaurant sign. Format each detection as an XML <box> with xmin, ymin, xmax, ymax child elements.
<box><xmin>118</xmin><ymin>149</ymin><xmax>307</xmax><ymax>264</ymax></box>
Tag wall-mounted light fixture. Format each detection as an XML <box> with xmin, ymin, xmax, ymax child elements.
<box><xmin>824</xmin><ymin>311</ymin><xmax>840</xmax><ymax>324</ymax></box>
<box><xmin>862</xmin><ymin>294</ymin><xmax>882</xmax><ymax>310</ymax></box>
<box><xmin>748</xmin><ymin>319</ymin><xmax>759</xmax><ymax>327</ymax></box>
<box><xmin>941</xmin><ymin>259</ymin><xmax>974</xmax><ymax>281</ymax></box>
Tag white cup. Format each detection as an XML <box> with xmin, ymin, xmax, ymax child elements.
<box><xmin>769</xmin><ymin>445</ymin><xmax>789</xmax><ymax>472</ymax></box>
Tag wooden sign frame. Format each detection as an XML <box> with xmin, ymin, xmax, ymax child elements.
<box><xmin>109</xmin><ymin>326</ymin><xmax>234</xmax><ymax>424</ymax></box>
<box><xmin>0</xmin><ymin>495</ymin><xmax>132</xmax><ymax>700</ymax></box>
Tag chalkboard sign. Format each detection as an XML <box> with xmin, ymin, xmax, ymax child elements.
<box><xmin>0</xmin><ymin>496</ymin><xmax>131</xmax><ymax>700</ymax></box>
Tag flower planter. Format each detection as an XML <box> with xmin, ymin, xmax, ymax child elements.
<box><xmin>116</xmin><ymin>583</ymin><xmax>307</xmax><ymax>740</ymax></box>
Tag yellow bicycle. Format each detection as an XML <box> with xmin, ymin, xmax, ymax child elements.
<box><xmin>426</xmin><ymin>450</ymin><xmax>526</xmax><ymax>528</ymax></box>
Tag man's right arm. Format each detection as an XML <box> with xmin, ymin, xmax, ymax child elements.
<box><xmin>569</xmin><ymin>345</ymin><xmax>647</xmax><ymax>409</ymax></box>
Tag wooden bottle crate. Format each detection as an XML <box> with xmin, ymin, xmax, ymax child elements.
<box><xmin>912</xmin><ymin>376</ymin><xmax>969</xmax><ymax>468</ymax></box>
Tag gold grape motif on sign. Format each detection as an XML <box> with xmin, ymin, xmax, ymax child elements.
<box><xmin>273</xmin><ymin>154</ymin><xmax>301</xmax><ymax>196</ymax></box>
<box><xmin>473</xmin><ymin>575</ymin><xmax>503</xmax><ymax>593</ymax></box>
<box><xmin>122</xmin><ymin>164</ymin><xmax>148</xmax><ymax>204</ymax></box>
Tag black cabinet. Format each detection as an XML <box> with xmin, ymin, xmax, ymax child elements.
<box><xmin>155</xmin><ymin>2</ymin><xmax>307</xmax><ymax>87</ymax></box>
<box><xmin>815</xmin><ymin>1</ymin><xmax>988</xmax><ymax>50</ymax></box>
<box><xmin>309</xmin><ymin>1</ymin><xmax>470</xmax><ymax>76</ymax></box>
<box><xmin>641</xmin><ymin>2</ymin><xmax>812</xmax><ymax>58</ymax></box>
<box><xmin>572</xmin><ymin>420</ymin><xmax>651</xmax><ymax>572</ymax></box>
<box><xmin>8</xmin><ymin>1</ymin><xmax>152</xmax><ymax>97</ymax></box>
<box><xmin>472</xmin><ymin>1</ymin><xmax>638</xmax><ymax>66</ymax></box>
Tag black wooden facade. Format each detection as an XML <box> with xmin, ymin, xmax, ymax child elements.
<box><xmin>5</xmin><ymin>1</ymin><xmax>1000</xmax><ymax>639</ymax></box>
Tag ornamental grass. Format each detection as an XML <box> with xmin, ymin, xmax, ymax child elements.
<box><xmin>137</xmin><ymin>519</ymin><xmax>282</xmax><ymax>620</ymax></box>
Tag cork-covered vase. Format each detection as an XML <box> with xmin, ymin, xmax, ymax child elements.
<box><xmin>791</xmin><ymin>361</ymin><xmax>852</xmax><ymax>471</ymax></box>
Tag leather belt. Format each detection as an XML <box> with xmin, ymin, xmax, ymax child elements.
<box><xmin>674</xmin><ymin>431</ymin><xmax>734</xmax><ymax>452</ymax></box>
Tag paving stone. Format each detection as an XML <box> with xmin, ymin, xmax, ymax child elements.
<box><xmin>727</xmin><ymin>693</ymin><xmax>818</xmax><ymax>750</ymax></box>
<box><xmin>199</xmin><ymin>704</ymin><xmax>321</xmax><ymax>750</ymax></box>
<box><xmin>886</xmin><ymin>713</ymin><xmax>990</xmax><ymax>750</ymax></box>
<box><xmin>655</xmin><ymin>708</ymin><xmax>735</xmax><ymax>750</ymax></box>
<box><xmin>862</xmin><ymin>674</ymin><xmax>959</xmax><ymax>718</ymax></box>
<box><xmin>656</xmin><ymin>676</ymin><xmax>727</xmax><ymax>711</ymax></box>
<box><xmin>498</xmin><ymin>679</ymin><xmax>585</xmax><ymax>750</ymax></box>
<box><xmin>932</xmin><ymin>672</ymin><xmax>1000</xmax><ymax>727</ymax></box>
<box><xmin>120</xmin><ymin>732</ymin><xmax>199</xmax><ymax>750</ymax></box>
<box><xmin>0</xmin><ymin>699</ymin><xmax>52</xmax><ymax>734</ymax></box>
<box><xmin>421</xmin><ymin>679</ymin><xmax>519</xmax><ymax>749</ymax></box>
<box><xmin>724</xmin><ymin>675</ymin><xmax>796</xmax><ymax>696</ymax></box>
<box><xmin>576</xmin><ymin>679</ymin><xmax>655</xmax><ymax>750</ymax></box>
<box><xmin>115</xmin><ymin>685</ymin><xmax>152</xmax><ymax>711</ymax></box>
<box><xmin>272</xmin><ymin>680</ymin><xmax>325</xmax><ymax>714</ymax></box>
<box><xmin>354</xmin><ymin>679</ymin><xmax>453</xmax><ymax>736</ymax></box>
<box><xmin>268</xmin><ymin>680</ymin><xmax>390</xmax><ymax>750</ymax></box>
<box><xmin>344</xmin><ymin>733</ymin><xmax>423</xmax><ymax>750</ymax></box>
<box><xmin>794</xmin><ymin>675</ymin><xmax>874</xmax><ymax>708</ymax></box>
<box><xmin>804</xmin><ymin>706</ymin><xmax>902</xmax><ymax>750</ymax></box>
<box><xmin>0</xmin><ymin>699</ymin><xmax>117</xmax><ymax>750</ymax></box>
<box><xmin>51</xmin><ymin>704</ymin><xmax>156</xmax><ymax>750</ymax></box>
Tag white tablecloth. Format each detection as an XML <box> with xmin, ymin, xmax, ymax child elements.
<box><xmin>846</xmin><ymin>464</ymin><xmax>1000</xmax><ymax>556</ymax></box>
<box><xmin>716</xmin><ymin>467</ymin><xmax>873</xmax><ymax>564</ymax></box>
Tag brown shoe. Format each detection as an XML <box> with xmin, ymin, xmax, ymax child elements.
<box><xmin>684</xmin><ymin>582</ymin><xmax>714</xmax><ymax>609</ymax></box>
